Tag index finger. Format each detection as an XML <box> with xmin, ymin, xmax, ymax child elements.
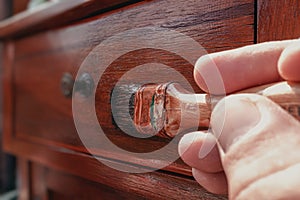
<box><xmin>194</xmin><ymin>39</ymin><xmax>297</xmax><ymax>94</ymax></box>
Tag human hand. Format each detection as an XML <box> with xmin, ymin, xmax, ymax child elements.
<box><xmin>178</xmin><ymin>39</ymin><xmax>300</xmax><ymax>199</ymax></box>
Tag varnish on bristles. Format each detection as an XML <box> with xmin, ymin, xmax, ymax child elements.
<box><xmin>111</xmin><ymin>82</ymin><xmax>211</xmax><ymax>138</ymax></box>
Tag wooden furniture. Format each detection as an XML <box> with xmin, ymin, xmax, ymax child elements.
<box><xmin>1</xmin><ymin>0</ymin><xmax>300</xmax><ymax>199</ymax></box>
<box><xmin>0</xmin><ymin>0</ymin><xmax>16</xmax><ymax>195</ymax></box>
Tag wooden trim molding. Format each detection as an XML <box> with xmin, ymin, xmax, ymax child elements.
<box><xmin>2</xmin><ymin>41</ymin><xmax>14</xmax><ymax>150</ymax></box>
<box><xmin>0</xmin><ymin>0</ymin><xmax>141</xmax><ymax>39</ymax></box>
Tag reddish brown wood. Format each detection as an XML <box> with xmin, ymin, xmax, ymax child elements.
<box><xmin>21</xmin><ymin>159</ymin><xmax>151</xmax><ymax>200</ymax></box>
<box><xmin>45</xmin><ymin>164</ymin><xmax>146</xmax><ymax>200</ymax></box>
<box><xmin>7</xmin><ymin>139</ymin><xmax>227</xmax><ymax>200</ymax></box>
<box><xmin>31</xmin><ymin>163</ymin><xmax>48</xmax><ymax>200</ymax></box>
<box><xmin>2</xmin><ymin>41</ymin><xmax>14</xmax><ymax>150</ymax></box>
<box><xmin>2</xmin><ymin>0</ymin><xmax>256</xmax><ymax>199</ymax></box>
<box><xmin>0</xmin><ymin>0</ymin><xmax>141</xmax><ymax>39</ymax></box>
<box><xmin>132</xmin><ymin>81</ymin><xmax>300</xmax><ymax>138</ymax></box>
<box><xmin>17</xmin><ymin>158</ymin><xmax>30</xmax><ymax>200</ymax></box>
<box><xmin>0</xmin><ymin>11</ymin><xmax>16</xmax><ymax>192</ymax></box>
<box><xmin>257</xmin><ymin>0</ymin><xmax>300</xmax><ymax>42</ymax></box>
<box><xmin>13</xmin><ymin>0</ymin><xmax>29</xmax><ymax>14</ymax></box>
<box><xmin>11</xmin><ymin>0</ymin><xmax>254</xmax><ymax>176</ymax></box>
<box><xmin>5</xmin><ymin>1</ymin><xmax>300</xmax><ymax>199</ymax></box>
<box><xmin>13</xmin><ymin>47</ymin><xmax>192</xmax><ymax>175</ymax></box>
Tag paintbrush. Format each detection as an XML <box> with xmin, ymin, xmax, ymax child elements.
<box><xmin>111</xmin><ymin>81</ymin><xmax>300</xmax><ymax>138</ymax></box>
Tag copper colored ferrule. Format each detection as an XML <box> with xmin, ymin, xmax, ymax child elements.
<box><xmin>134</xmin><ymin>83</ymin><xmax>171</xmax><ymax>137</ymax></box>
<box><xmin>133</xmin><ymin>82</ymin><xmax>211</xmax><ymax>138</ymax></box>
<box><xmin>132</xmin><ymin>81</ymin><xmax>300</xmax><ymax>138</ymax></box>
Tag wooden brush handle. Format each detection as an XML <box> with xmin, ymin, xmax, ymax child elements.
<box><xmin>241</xmin><ymin>82</ymin><xmax>300</xmax><ymax>120</ymax></box>
<box><xmin>133</xmin><ymin>81</ymin><xmax>300</xmax><ymax>138</ymax></box>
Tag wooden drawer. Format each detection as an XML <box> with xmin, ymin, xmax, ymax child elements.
<box><xmin>21</xmin><ymin>159</ymin><xmax>211</xmax><ymax>200</ymax></box>
<box><xmin>3</xmin><ymin>0</ymin><xmax>300</xmax><ymax>199</ymax></box>
<box><xmin>12</xmin><ymin>0</ymin><xmax>254</xmax><ymax>175</ymax></box>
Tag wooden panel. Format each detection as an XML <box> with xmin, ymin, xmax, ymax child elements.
<box><xmin>257</xmin><ymin>0</ymin><xmax>300</xmax><ymax>42</ymax></box>
<box><xmin>0</xmin><ymin>0</ymin><xmax>141</xmax><ymax>39</ymax></box>
<box><xmin>30</xmin><ymin>161</ymin><xmax>144</xmax><ymax>200</ymax></box>
<box><xmin>0</xmin><ymin>38</ymin><xmax>16</xmax><ymax>195</ymax></box>
<box><xmin>45</xmin><ymin>164</ymin><xmax>146</xmax><ymax>200</ymax></box>
<box><xmin>12</xmin><ymin>0</ymin><xmax>254</xmax><ymax>175</ymax></box>
<box><xmin>9</xmin><ymin>140</ymin><xmax>227</xmax><ymax>200</ymax></box>
<box><xmin>2</xmin><ymin>41</ymin><xmax>14</xmax><ymax>150</ymax></box>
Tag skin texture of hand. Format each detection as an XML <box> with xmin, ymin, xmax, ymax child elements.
<box><xmin>178</xmin><ymin>39</ymin><xmax>300</xmax><ymax>199</ymax></box>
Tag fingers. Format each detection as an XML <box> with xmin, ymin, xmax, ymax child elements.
<box><xmin>236</xmin><ymin>163</ymin><xmax>300</xmax><ymax>199</ymax></box>
<box><xmin>178</xmin><ymin>132</ymin><xmax>227</xmax><ymax>194</ymax></box>
<box><xmin>211</xmin><ymin>94</ymin><xmax>300</xmax><ymax>199</ymax></box>
<box><xmin>186</xmin><ymin>39</ymin><xmax>300</xmax><ymax>197</ymax></box>
<box><xmin>178</xmin><ymin>132</ymin><xmax>222</xmax><ymax>173</ymax></box>
<box><xmin>192</xmin><ymin>168</ymin><xmax>228</xmax><ymax>195</ymax></box>
<box><xmin>210</xmin><ymin>95</ymin><xmax>260</xmax><ymax>152</ymax></box>
<box><xmin>278</xmin><ymin>40</ymin><xmax>300</xmax><ymax>81</ymax></box>
<box><xmin>194</xmin><ymin>40</ymin><xmax>297</xmax><ymax>94</ymax></box>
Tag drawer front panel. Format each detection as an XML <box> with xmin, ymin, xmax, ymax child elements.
<box><xmin>13</xmin><ymin>0</ymin><xmax>254</xmax><ymax>174</ymax></box>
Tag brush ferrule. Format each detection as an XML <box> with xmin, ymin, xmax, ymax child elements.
<box><xmin>134</xmin><ymin>83</ymin><xmax>171</xmax><ymax>137</ymax></box>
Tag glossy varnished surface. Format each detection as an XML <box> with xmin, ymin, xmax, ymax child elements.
<box><xmin>14</xmin><ymin>144</ymin><xmax>228</xmax><ymax>200</ymax></box>
<box><xmin>9</xmin><ymin>0</ymin><xmax>255</xmax><ymax>179</ymax></box>
<box><xmin>1</xmin><ymin>0</ymin><xmax>258</xmax><ymax>199</ymax></box>
<box><xmin>2</xmin><ymin>1</ymin><xmax>300</xmax><ymax>199</ymax></box>
<box><xmin>257</xmin><ymin>0</ymin><xmax>300</xmax><ymax>42</ymax></box>
<box><xmin>0</xmin><ymin>0</ymin><xmax>140</xmax><ymax>39</ymax></box>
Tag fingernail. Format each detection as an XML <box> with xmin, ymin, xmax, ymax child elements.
<box><xmin>194</xmin><ymin>54</ymin><xmax>227</xmax><ymax>95</ymax></box>
<box><xmin>178</xmin><ymin>132</ymin><xmax>199</xmax><ymax>156</ymax></box>
<box><xmin>198</xmin><ymin>132</ymin><xmax>217</xmax><ymax>159</ymax></box>
<box><xmin>211</xmin><ymin>94</ymin><xmax>261</xmax><ymax>152</ymax></box>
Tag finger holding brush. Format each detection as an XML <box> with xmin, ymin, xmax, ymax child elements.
<box><xmin>179</xmin><ymin>39</ymin><xmax>300</xmax><ymax>198</ymax></box>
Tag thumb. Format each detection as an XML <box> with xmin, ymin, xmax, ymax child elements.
<box><xmin>211</xmin><ymin>94</ymin><xmax>300</xmax><ymax>199</ymax></box>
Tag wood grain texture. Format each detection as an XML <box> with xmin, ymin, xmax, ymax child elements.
<box><xmin>2</xmin><ymin>0</ymin><xmax>255</xmax><ymax>199</ymax></box>
<box><xmin>11</xmin><ymin>0</ymin><xmax>254</xmax><ymax>177</ymax></box>
<box><xmin>21</xmin><ymin>158</ymin><xmax>151</xmax><ymax>200</ymax></box>
<box><xmin>41</xmin><ymin>162</ymin><xmax>147</xmax><ymax>200</ymax></box>
<box><xmin>7</xmin><ymin>139</ymin><xmax>227</xmax><ymax>200</ymax></box>
<box><xmin>0</xmin><ymin>0</ymin><xmax>141</xmax><ymax>39</ymax></box>
<box><xmin>30</xmin><ymin>161</ymin><xmax>142</xmax><ymax>200</ymax></box>
<box><xmin>5</xmin><ymin>1</ymin><xmax>300</xmax><ymax>199</ymax></box>
<box><xmin>257</xmin><ymin>0</ymin><xmax>300</xmax><ymax>42</ymax></box>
